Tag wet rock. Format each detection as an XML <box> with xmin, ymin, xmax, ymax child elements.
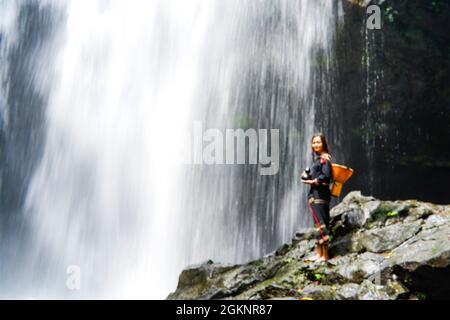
<box><xmin>168</xmin><ymin>192</ymin><xmax>450</xmax><ymax>300</ymax></box>
<box><xmin>387</xmin><ymin>225</ymin><xmax>450</xmax><ymax>270</ymax></box>
<box><xmin>332</xmin><ymin>252</ymin><xmax>385</xmax><ymax>283</ymax></box>
<box><xmin>284</xmin><ymin>239</ymin><xmax>315</xmax><ymax>260</ymax></box>
<box><xmin>359</xmin><ymin>220</ymin><xmax>422</xmax><ymax>253</ymax></box>
<box><xmin>337</xmin><ymin>283</ymin><xmax>360</xmax><ymax>300</ymax></box>
<box><xmin>329</xmin><ymin>231</ymin><xmax>364</xmax><ymax>256</ymax></box>
<box><xmin>330</xmin><ymin>191</ymin><xmax>377</xmax><ymax>230</ymax></box>
<box><xmin>356</xmin><ymin>280</ymin><xmax>390</xmax><ymax>300</ymax></box>
<box><xmin>299</xmin><ymin>284</ymin><xmax>338</xmax><ymax>300</ymax></box>
<box><xmin>423</xmin><ymin>214</ymin><xmax>450</xmax><ymax>230</ymax></box>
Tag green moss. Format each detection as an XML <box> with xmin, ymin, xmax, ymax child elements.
<box><xmin>331</xmin><ymin>225</ymin><xmax>338</xmax><ymax>236</ymax></box>
<box><xmin>249</xmin><ymin>260</ymin><xmax>302</xmax><ymax>293</ymax></box>
<box><xmin>314</xmin><ymin>273</ymin><xmax>323</xmax><ymax>281</ymax></box>
<box><xmin>431</xmin><ymin>243</ymin><xmax>444</xmax><ymax>256</ymax></box>
<box><xmin>328</xmin><ymin>234</ymin><xmax>334</xmax><ymax>243</ymax></box>
<box><xmin>301</xmin><ymin>266</ymin><xmax>327</xmax><ymax>284</ymax></box>
<box><xmin>386</xmin><ymin>211</ymin><xmax>398</xmax><ymax>218</ymax></box>
<box><xmin>417</xmin><ymin>292</ymin><xmax>428</xmax><ymax>300</ymax></box>
<box><xmin>283</xmin><ymin>257</ymin><xmax>295</xmax><ymax>265</ymax></box>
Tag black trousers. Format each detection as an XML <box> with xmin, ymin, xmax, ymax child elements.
<box><xmin>308</xmin><ymin>200</ymin><xmax>330</xmax><ymax>243</ymax></box>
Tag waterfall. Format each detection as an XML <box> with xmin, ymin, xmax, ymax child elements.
<box><xmin>0</xmin><ymin>0</ymin><xmax>340</xmax><ymax>299</ymax></box>
<box><xmin>179</xmin><ymin>0</ymin><xmax>340</xmax><ymax>268</ymax></box>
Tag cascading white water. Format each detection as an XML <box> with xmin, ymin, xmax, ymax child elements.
<box><xmin>177</xmin><ymin>0</ymin><xmax>339</xmax><ymax>267</ymax></box>
<box><xmin>21</xmin><ymin>0</ymin><xmax>216</xmax><ymax>298</ymax></box>
<box><xmin>0</xmin><ymin>0</ymin><xmax>339</xmax><ymax>299</ymax></box>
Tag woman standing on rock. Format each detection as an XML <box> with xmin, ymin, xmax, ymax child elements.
<box><xmin>301</xmin><ymin>133</ymin><xmax>332</xmax><ymax>262</ymax></box>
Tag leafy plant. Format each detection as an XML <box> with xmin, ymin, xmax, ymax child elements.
<box><xmin>386</xmin><ymin>211</ymin><xmax>398</xmax><ymax>218</ymax></box>
<box><xmin>385</xmin><ymin>6</ymin><xmax>398</xmax><ymax>23</ymax></box>
<box><xmin>417</xmin><ymin>292</ymin><xmax>428</xmax><ymax>300</ymax></box>
<box><xmin>314</xmin><ymin>273</ymin><xmax>323</xmax><ymax>281</ymax></box>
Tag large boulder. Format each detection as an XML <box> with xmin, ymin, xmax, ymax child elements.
<box><xmin>168</xmin><ymin>192</ymin><xmax>450</xmax><ymax>300</ymax></box>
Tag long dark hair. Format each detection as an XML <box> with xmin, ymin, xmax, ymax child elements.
<box><xmin>311</xmin><ymin>133</ymin><xmax>331</xmax><ymax>161</ymax></box>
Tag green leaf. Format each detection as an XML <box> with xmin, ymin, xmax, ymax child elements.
<box><xmin>386</xmin><ymin>211</ymin><xmax>398</xmax><ymax>217</ymax></box>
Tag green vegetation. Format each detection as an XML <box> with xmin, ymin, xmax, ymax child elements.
<box><xmin>417</xmin><ymin>292</ymin><xmax>428</xmax><ymax>300</ymax></box>
<box><xmin>384</xmin><ymin>5</ymin><xmax>398</xmax><ymax>23</ymax></box>
<box><xmin>314</xmin><ymin>273</ymin><xmax>323</xmax><ymax>281</ymax></box>
<box><xmin>386</xmin><ymin>211</ymin><xmax>398</xmax><ymax>218</ymax></box>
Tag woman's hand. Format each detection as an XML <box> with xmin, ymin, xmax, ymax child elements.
<box><xmin>302</xmin><ymin>179</ymin><xmax>319</xmax><ymax>186</ymax></box>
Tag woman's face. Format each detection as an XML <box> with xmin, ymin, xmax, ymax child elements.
<box><xmin>312</xmin><ymin>136</ymin><xmax>323</xmax><ymax>153</ymax></box>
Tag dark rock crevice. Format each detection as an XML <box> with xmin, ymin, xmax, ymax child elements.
<box><xmin>394</xmin><ymin>265</ymin><xmax>450</xmax><ymax>300</ymax></box>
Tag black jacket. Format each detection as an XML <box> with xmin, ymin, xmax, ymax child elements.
<box><xmin>308</xmin><ymin>154</ymin><xmax>332</xmax><ymax>201</ymax></box>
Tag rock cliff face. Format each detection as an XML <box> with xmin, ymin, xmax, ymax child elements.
<box><xmin>168</xmin><ymin>192</ymin><xmax>450</xmax><ymax>300</ymax></box>
<box><xmin>328</xmin><ymin>0</ymin><xmax>450</xmax><ymax>203</ymax></box>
